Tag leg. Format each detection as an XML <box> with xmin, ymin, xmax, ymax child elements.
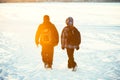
<box><xmin>41</xmin><ymin>46</ymin><xmax>48</xmax><ymax>68</ymax></box>
<box><xmin>66</xmin><ymin>48</ymin><xmax>77</xmax><ymax>69</ymax></box>
<box><xmin>41</xmin><ymin>45</ymin><xmax>54</xmax><ymax>69</ymax></box>
<box><xmin>42</xmin><ymin>52</ymin><xmax>49</xmax><ymax>68</ymax></box>
<box><xmin>47</xmin><ymin>46</ymin><xmax>54</xmax><ymax>68</ymax></box>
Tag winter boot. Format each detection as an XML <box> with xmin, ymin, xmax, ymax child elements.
<box><xmin>68</xmin><ymin>61</ymin><xmax>72</xmax><ymax>69</ymax></box>
<box><xmin>72</xmin><ymin>62</ymin><xmax>77</xmax><ymax>71</ymax></box>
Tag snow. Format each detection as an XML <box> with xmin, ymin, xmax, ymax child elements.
<box><xmin>0</xmin><ymin>2</ymin><xmax>120</xmax><ymax>80</ymax></box>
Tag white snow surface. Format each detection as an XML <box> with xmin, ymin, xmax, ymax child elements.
<box><xmin>0</xmin><ymin>2</ymin><xmax>120</xmax><ymax>80</ymax></box>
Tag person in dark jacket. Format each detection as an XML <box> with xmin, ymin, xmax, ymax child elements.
<box><xmin>61</xmin><ymin>17</ymin><xmax>81</xmax><ymax>71</ymax></box>
<box><xmin>35</xmin><ymin>15</ymin><xmax>59</xmax><ymax>69</ymax></box>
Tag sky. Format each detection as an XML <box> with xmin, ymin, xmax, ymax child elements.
<box><xmin>0</xmin><ymin>0</ymin><xmax>120</xmax><ymax>2</ymax></box>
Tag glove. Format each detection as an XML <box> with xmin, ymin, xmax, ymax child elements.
<box><xmin>76</xmin><ymin>46</ymin><xmax>79</xmax><ymax>50</ymax></box>
<box><xmin>36</xmin><ymin>44</ymin><xmax>39</xmax><ymax>47</ymax></box>
<box><xmin>62</xmin><ymin>46</ymin><xmax>65</xmax><ymax>50</ymax></box>
<box><xmin>35</xmin><ymin>41</ymin><xmax>39</xmax><ymax>47</ymax></box>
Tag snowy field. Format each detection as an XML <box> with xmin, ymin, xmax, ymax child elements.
<box><xmin>0</xmin><ymin>2</ymin><xmax>120</xmax><ymax>80</ymax></box>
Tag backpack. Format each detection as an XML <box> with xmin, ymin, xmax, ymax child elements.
<box><xmin>40</xmin><ymin>28</ymin><xmax>52</xmax><ymax>45</ymax></box>
<box><xmin>67</xmin><ymin>27</ymin><xmax>80</xmax><ymax>45</ymax></box>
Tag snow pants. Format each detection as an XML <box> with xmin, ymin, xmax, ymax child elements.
<box><xmin>41</xmin><ymin>45</ymin><xmax>54</xmax><ymax>66</ymax></box>
<box><xmin>66</xmin><ymin>48</ymin><xmax>77</xmax><ymax>68</ymax></box>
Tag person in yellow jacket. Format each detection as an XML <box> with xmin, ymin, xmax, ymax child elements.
<box><xmin>35</xmin><ymin>15</ymin><xmax>59</xmax><ymax>69</ymax></box>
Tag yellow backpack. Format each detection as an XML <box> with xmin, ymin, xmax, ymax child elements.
<box><xmin>40</xmin><ymin>28</ymin><xmax>52</xmax><ymax>45</ymax></box>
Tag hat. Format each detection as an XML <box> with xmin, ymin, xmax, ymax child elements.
<box><xmin>66</xmin><ymin>17</ymin><xmax>73</xmax><ymax>26</ymax></box>
<box><xmin>43</xmin><ymin>15</ymin><xmax>50</xmax><ymax>22</ymax></box>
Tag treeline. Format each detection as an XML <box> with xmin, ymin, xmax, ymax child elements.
<box><xmin>0</xmin><ymin>0</ymin><xmax>120</xmax><ymax>3</ymax></box>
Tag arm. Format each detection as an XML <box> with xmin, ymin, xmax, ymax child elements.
<box><xmin>35</xmin><ymin>25</ymin><xmax>41</xmax><ymax>47</ymax></box>
<box><xmin>53</xmin><ymin>25</ymin><xmax>59</xmax><ymax>46</ymax></box>
<box><xmin>74</xmin><ymin>27</ymin><xmax>81</xmax><ymax>50</ymax></box>
<box><xmin>51</xmin><ymin>24</ymin><xmax>59</xmax><ymax>46</ymax></box>
<box><xmin>61</xmin><ymin>28</ymin><xmax>66</xmax><ymax>49</ymax></box>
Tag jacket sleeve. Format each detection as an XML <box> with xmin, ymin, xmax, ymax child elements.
<box><xmin>79</xmin><ymin>31</ymin><xmax>81</xmax><ymax>45</ymax></box>
<box><xmin>61</xmin><ymin>28</ymin><xmax>67</xmax><ymax>48</ymax></box>
<box><xmin>75</xmin><ymin>27</ymin><xmax>81</xmax><ymax>45</ymax></box>
<box><xmin>51</xmin><ymin>24</ymin><xmax>59</xmax><ymax>46</ymax></box>
<box><xmin>35</xmin><ymin>25</ymin><xmax>41</xmax><ymax>46</ymax></box>
<box><xmin>78</xmin><ymin>31</ymin><xmax>81</xmax><ymax>45</ymax></box>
